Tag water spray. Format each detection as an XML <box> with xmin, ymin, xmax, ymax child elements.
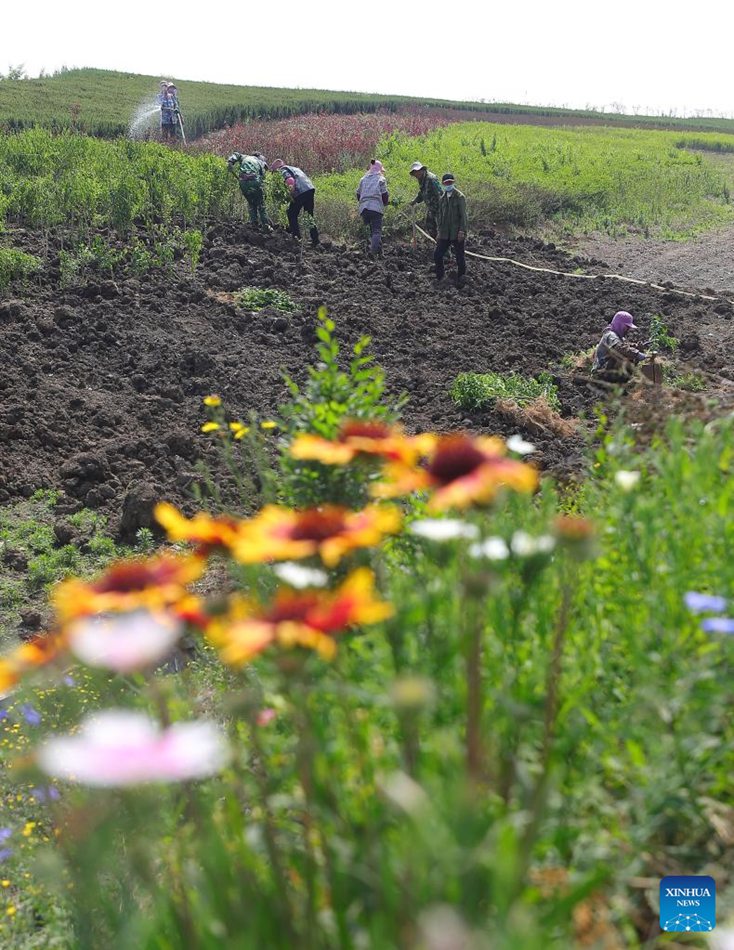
<box><xmin>128</xmin><ymin>96</ymin><xmax>161</xmax><ymax>140</ymax></box>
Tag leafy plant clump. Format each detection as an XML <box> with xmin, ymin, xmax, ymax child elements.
<box><xmin>663</xmin><ymin>365</ymin><xmax>707</xmax><ymax>391</ymax></box>
<box><xmin>451</xmin><ymin>370</ymin><xmax>560</xmax><ymax>412</ymax></box>
<box><xmin>649</xmin><ymin>314</ymin><xmax>680</xmax><ymax>353</ymax></box>
<box><xmin>234</xmin><ymin>286</ymin><xmax>299</xmax><ymax>314</ymax></box>
<box><xmin>279</xmin><ymin>312</ymin><xmax>404</xmax><ymax>508</ymax></box>
<box><xmin>0</xmin><ymin>247</ymin><xmax>40</xmax><ymax>291</ymax></box>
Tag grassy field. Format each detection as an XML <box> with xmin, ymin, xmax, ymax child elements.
<box><xmin>318</xmin><ymin>123</ymin><xmax>734</xmax><ymax>238</ymax></box>
<box><xmin>1</xmin><ymin>124</ymin><xmax>733</xmax><ymax>247</ymax></box>
<box><xmin>1</xmin><ymin>321</ymin><xmax>733</xmax><ymax>947</ymax></box>
<box><xmin>4</xmin><ymin>67</ymin><xmax>734</xmax><ymax>140</ymax></box>
<box><xmin>0</xmin><ymin>68</ymin><xmax>536</xmax><ymax>140</ymax></box>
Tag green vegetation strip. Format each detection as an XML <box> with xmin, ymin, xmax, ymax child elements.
<box><xmin>451</xmin><ymin>370</ymin><xmax>560</xmax><ymax>411</ymax></box>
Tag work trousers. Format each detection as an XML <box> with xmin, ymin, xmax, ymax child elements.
<box><xmin>287</xmin><ymin>190</ymin><xmax>319</xmax><ymax>245</ymax></box>
<box><xmin>361</xmin><ymin>209</ymin><xmax>383</xmax><ymax>254</ymax></box>
<box><xmin>241</xmin><ymin>185</ymin><xmax>269</xmax><ymax>227</ymax></box>
<box><xmin>434</xmin><ymin>238</ymin><xmax>466</xmax><ymax>280</ymax></box>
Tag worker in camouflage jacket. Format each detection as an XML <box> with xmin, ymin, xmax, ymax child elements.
<box><xmin>434</xmin><ymin>173</ymin><xmax>468</xmax><ymax>286</ymax></box>
<box><xmin>409</xmin><ymin>161</ymin><xmax>442</xmax><ymax>237</ymax></box>
<box><xmin>227</xmin><ymin>152</ymin><xmax>271</xmax><ymax>229</ymax></box>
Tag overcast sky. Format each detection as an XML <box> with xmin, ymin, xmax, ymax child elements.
<box><xmin>4</xmin><ymin>1</ymin><xmax>733</xmax><ymax>117</ymax></box>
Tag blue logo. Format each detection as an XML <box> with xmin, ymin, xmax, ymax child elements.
<box><xmin>660</xmin><ymin>876</ymin><xmax>715</xmax><ymax>933</ymax></box>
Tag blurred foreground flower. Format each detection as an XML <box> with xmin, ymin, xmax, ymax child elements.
<box><xmin>291</xmin><ymin>420</ymin><xmax>432</xmax><ymax>466</ymax></box>
<box><xmin>53</xmin><ymin>554</ymin><xmax>204</xmax><ymax>623</ymax></box>
<box><xmin>272</xmin><ymin>562</ymin><xmax>329</xmax><ymax>589</ymax></box>
<box><xmin>0</xmin><ymin>633</ymin><xmax>64</xmax><ymax>693</ymax></box>
<box><xmin>701</xmin><ymin>617</ymin><xmax>734</xmax><ymax>635</ymax></box>
<box><xmin>37</xmin><ymin>710</ymin><xmax>229</xmax><ymax>787</ymax></box>
<box><xmin>235</xmin><ymin>504</ymin><xmax>401</xmax><ymax>567</ymax></box>
<box><xmin>375</xmin><ymin>433</ymin><xmax>537</xmax><ymax>511</ymax></box>
<box><xmin>511</xmin><ymin>530</ymin><xmax>555</xmax><ymax>557</ymax></box>
<box><xmin>409</xmin><ymin>518</ymin><xmax>479</xmax><ymax>542</ymax></box>
<box><xmin>614</xmin><ymin>470</ymin><xmax>641</xmax><ymax>492</ymax></box>
<box><xmin>469</xmin><ymin>537</ymin><xmax>510</xmax><ymax>561</ymax></box>
<box><xmin>155</xmin><ymin>502</ymin><xmax>243</xmax><ymax>554</ymax></box>
<box><xmin>685</xmin><ymin>591</ymin><xmax>728</xmax><ymax>614</ymax></box>
<box><xmin>207</xmin><ymin>568</ymin><xmax>393</xmax><ymax>664</ymax></box>
<box><xmin>68</xmin><ymin>610</ymin><xmax>182</xmax><ymax>673</ymax></box>
<box><xmin>507</xmin><ymin>434</ymin><xmax>536</xmax><ymax>455</ymax></box>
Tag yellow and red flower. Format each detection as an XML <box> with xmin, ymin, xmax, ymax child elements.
<box><xmin>375</xmin><ymin>433</ymin><xmax>538</xmax><ymax>511</ymax></box>
<box><xmin>53</xmin><ymin>554</ymin><xmax>205</xmax><ymax>624</ymax></box>
<box><xmin>0</xmin><ymin>633</ymin><xmax>65</xmax><ymax>692</ymax></box>
<box><xmin>234</xmin><ymin>503</ymin><xmax>401</xmax><ymax>567</ymax></box>
<box><xmin>155</xmin><ymin>502</ymin><xmax>243</xmax><ymax>555</ymax></box>
<box><xmin>206</xmin><ymin>568</ymin><xmax>393</xmax><ymax>665</ymax></box>
<box><xmin>290</xmin><ymin>420</ymin><xmax>432</xmax><ymax>467</ymax></box>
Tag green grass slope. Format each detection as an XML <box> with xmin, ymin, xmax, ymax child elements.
<box><xmin>3</xmin><ymin>67</ymin><xmax>734</xmax><ymax>140</ymax></box>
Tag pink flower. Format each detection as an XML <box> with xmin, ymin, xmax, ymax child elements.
<box><xmin>256</xmin><ymin>708</ymin><xmax>277</xmax><ymax>727</ymax></box>
<box><xmin>37</xmin><ymin>710</ymin><xmax>230</xmax><ymax>786</ymax></box>
<box><xmin>67</xmin><ymin>611</ymin><xmax>181</xmax><ymax>673</ymax></box>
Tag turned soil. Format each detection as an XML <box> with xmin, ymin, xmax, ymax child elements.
<box><xmin>2</xmin><ymin>221</ymin><xmax>734</xmax><ymax>536</ymax></box>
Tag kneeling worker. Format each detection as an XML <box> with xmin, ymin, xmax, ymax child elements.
<box><xmin>434</xmin><ymin>173</ymin><xmax>467</xmax><ymax>286</ymax></box>
<box><xmin>592</xmin><ymin>311</ymin><xmax>650</xmax><ymax>379</ymax></box>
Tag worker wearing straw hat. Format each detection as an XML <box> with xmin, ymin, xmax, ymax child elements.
<box><xmin>409</xmin><ymin>161</ymin><xmax>442</xmax><ymax>238</ymax></box>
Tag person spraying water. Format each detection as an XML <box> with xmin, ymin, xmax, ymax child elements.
<box><xmin>160</xmin><ymin>83</ymin><xmax>185</xmax><ymax>143</ymax></box>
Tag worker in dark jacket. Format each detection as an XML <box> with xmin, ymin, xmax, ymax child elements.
<box><xmin>592</xmin><ymin>311</ymin><xmax>649</xmax><ymax>378</ymax></box>
<box><xmin>227</xmin><ymin>153</ymin><xmax>270</xmax><ymax>228</ymax></box>
<box><xmin>409</xmin><ymin>161</ymin><xmax>442</xmax><ymax>237</ymax></box>
<box><xmin>434</xmin><ymin>173</ymin><xmax>468</xmax><ymax>285</ymax></box>
<box><xmin>270</xmin><ymin>160</ymin><xmax>320</xmax><ymax>246</ymax></box>
<box><xmin>357</xmin><ymin>159</ymin><xmax>389</xmax><ymax>255</ymax></box>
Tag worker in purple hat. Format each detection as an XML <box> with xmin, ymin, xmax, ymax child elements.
<box><xmin>592</xmin><ymin>310</ymin><xmax>649</xmax><ymax>376</ymax></box>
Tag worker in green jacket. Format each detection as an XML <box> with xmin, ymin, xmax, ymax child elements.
<box><xmin>227</xmin><ymin>152</ymin><xmax>271</xmax><ymax>229</ymax></box>
<box><xmin>409</xmin><ymin>161</ymin><xmax>442</xmax><ymax>237</ymax></box>
<box><xmin>434</xmin><ymin>173</ymin><xmax>468</xmax><ymax>286</ymax></box>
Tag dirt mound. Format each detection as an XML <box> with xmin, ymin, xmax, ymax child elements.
<box><xmin>2</xmin><ymin>221</ymin><xmax>734</xmax><ymax>529</ymax></box>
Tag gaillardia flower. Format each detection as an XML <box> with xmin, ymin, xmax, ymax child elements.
<box><xmin>375</xmin><ymin>434</ymin><xmax>537</xmax><ymax>511</ymax></box>
<box><xmin>155</xmin><ymin>502</ymin><xmax>243</xmax><ymax>554</ymax></box>
<box><xmin>53</xmin><ymin>554</ymin><xmax>204</xmax><ymax>623</ymax></box>
<box><xmin>235</xmin><ymin>504</ymin><xmax>401</xmax><ymax>567</ymax></box>
<box><xmin>290</xmin><ymin>420</ymin><xmax>433</xmax><ymax>467</ymax></box>
<box><xmin>0</xmin><ymin>633</ymin><xmax>65</xmax><ymax>692</ymax></box>
<box><xmin>207</xmin><ymin>568</ymin><xmax>393</xmax><ymax>664</ymax></box>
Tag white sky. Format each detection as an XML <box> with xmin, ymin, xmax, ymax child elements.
<box><xmin>4</xmin><ymin>1</ymin><xmax>734</xmax><ymax>117</ymax></box>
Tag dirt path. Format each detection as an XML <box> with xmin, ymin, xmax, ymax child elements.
<box><xmin>569</xmin><ymin>225</ymin><xmax>734</xmax><ymax>296</ymax></box>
